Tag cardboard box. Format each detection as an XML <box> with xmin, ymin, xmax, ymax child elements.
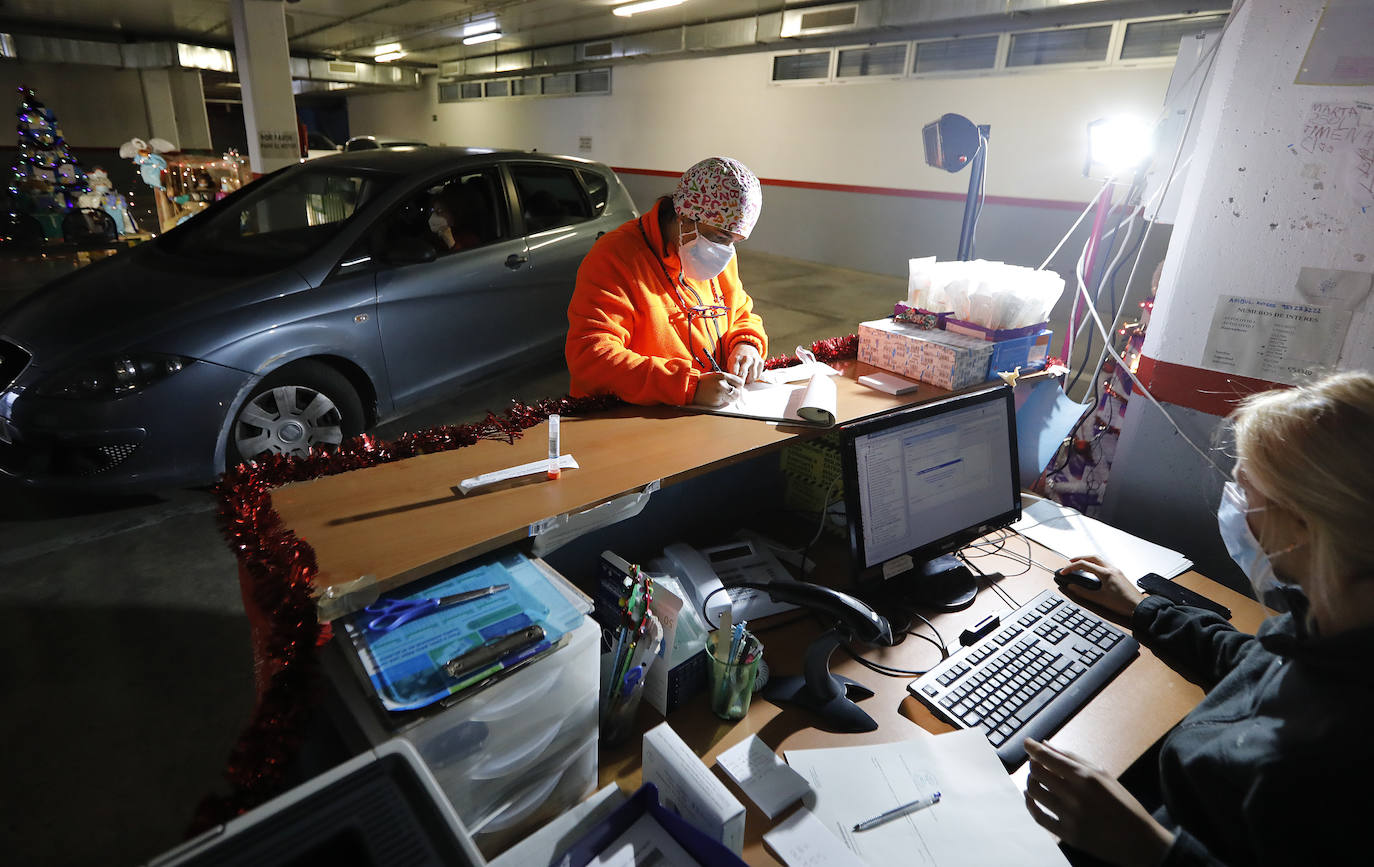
<box><xmin>642</xmin><ymin>722</ymin><xmax>746</xmax><ymax>853</ymax></box>
<box><xmin>858</xmin><ymin>318</ymin><xmax>996</xmax><ymax>390</ymax></box>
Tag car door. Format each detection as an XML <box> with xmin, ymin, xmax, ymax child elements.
<box><xmin>373</xmin><ymin>164</ymin><xmax>533</xmax><ymax>412</ymax></box>
<box><xmin>504</xmin><ymin>162</ymin><xmax>607</xmax><ymax>352</ymax></box>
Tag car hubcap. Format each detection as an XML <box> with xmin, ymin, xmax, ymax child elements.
<box><xmin>233</xmin><ymin>384</ymin><xmax>344</xmax><ymax>459</ymax></box>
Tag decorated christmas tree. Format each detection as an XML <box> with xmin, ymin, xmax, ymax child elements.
<box><xmin>10</xmin><ymin>86</ymin><xmax>85</xmax><ymax>214</ymax></box>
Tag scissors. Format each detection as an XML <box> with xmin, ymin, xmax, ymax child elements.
<box><xmin>365</xmin><ymin>583</ymin><xmax>509</xmax><ymax>632</ymax></box>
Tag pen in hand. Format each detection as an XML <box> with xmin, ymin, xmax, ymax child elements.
<box><xmin>852</xmin><ymin>791</ymin><xmax>941</xmax><ymax>832</ymax></box>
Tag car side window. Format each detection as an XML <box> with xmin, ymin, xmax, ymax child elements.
<box><xmin>382</xmin><ymin>167</ymin><xmax>507</xmax><ymax>257</ymax></box>
<box><xmin>579</xmin><ymin>169</ymin><xmax>610</xmax><ymax>217</ymax></box>
<box><xmin>510</xmin><ymin>165</ymin><xmax>592</xmax><ymax>233</ymax></box>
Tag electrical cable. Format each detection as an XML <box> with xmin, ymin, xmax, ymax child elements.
<box><xmin>958</xmin><ymin>550</ymin><xmax>1019</xmax><ymax>609</ymax></box>
<box><xmin>799</xmin><ymin>474</ymin><xmax>844</xmax><ymax>581</ymax></box>
<box><xmin>1052</xmin><ymin>0</ymin><xmax>1249</xmax><ymax>481</ymax></box>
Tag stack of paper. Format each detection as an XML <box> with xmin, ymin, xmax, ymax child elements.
<box><xmin>1012</xmin><ymin>498</ymin><xmax>1192</xmax><ymax>580</ymax></box>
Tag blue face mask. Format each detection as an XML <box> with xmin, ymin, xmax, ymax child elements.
<box><xmin>679</xmin><ymin>224</ymin><xmax>735</xmax><ymax>282</ymax></box>
<box><xmin>1217</xmin><ymin>480</ymin><xmax>1299</xmax><ymax>601</ymax></box>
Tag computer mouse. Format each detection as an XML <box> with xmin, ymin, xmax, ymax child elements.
<box><xmin>1053</xmin><ymin>567</ymin><xmax>1103</xmax><ymax>591</ymax></box>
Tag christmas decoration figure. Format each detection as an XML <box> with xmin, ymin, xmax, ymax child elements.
<box><xmin>120</xmin><ymin>136</ymin><xmax>180</xmax><ymax>232</ymax></box>
<box><xmin>76</xmin><ymin>167</ymin><xmax>135</xmax><ymax>235</ymax></box>
<box><xmin>9</xmin><ymin>86</ymin><xmax>87</xmax><ymax>238</ymax></box>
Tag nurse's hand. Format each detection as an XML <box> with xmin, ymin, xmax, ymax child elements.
<box><xmin>1023</xmin><ymin>739</ymin><xmax>1175</xmax><ymax>867</ymax></box>
<box><xmin>727</xmin><ymin>343</ymin><xmax>764</xmax><ymax>384</ymax></box>
<box><xmin>693</xmin><ymin>372</ymin><xmax>744</xmax><ymax>407</ymax></box>
<box><xmin>1058</xmin><ymin>554</ymin><xmax>1146</xmax><ymax>618</ymax></box>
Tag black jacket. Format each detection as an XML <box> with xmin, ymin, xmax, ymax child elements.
<box><xmin>1132</xmin><ymin>594</ymin><xmax>1374</xmax><ymax>866</ymax></box>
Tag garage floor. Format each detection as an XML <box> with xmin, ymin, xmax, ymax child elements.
<box><xmin>0</xmin><ymin>250</ymin><xmax>906</xmax><ymax>866</ymax></box>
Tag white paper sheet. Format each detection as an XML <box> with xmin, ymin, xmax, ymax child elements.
<box><xmin>715</xmin><ymin>734</ymin><xmax>811</xmax><ymax>819</ymax></box>
<box><xmin>1012</xmin><ymin>497</ymin><xmax>1192</xmax><ymax>580</ymax></box>
<box><xmin>691</xmin><ymin>373</ymin><xmax>837</xmax><ymax>427</ymax></box>
<box><xmin>784</xmin><ymin>729</ymin><xmax>1069</xmax><ymax>867</ymax></box>
<box><xmin>587</xmin><ymin>814</ymin><xmax>698</xmax><ymax>867</ymax></box>
<box><xmin>763</xmin><ymin>807</ymin><xmax>868</xmax><ymax>867</ymax></box>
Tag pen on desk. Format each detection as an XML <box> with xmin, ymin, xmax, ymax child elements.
<box><xmin>852</xmin><ymin>791</ymin><xmax>941</xmax><ymax>832</ymax></box>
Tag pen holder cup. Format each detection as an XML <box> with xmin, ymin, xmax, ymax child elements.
<box><xmin>599</xmin><ymin>651</ymin><xmax>647</xmax><ymax>747</ymax></box>
<box><xmin>707</xmin><ymin>633</ymin><xmax>762</xmax><ymax>721</ymax></box>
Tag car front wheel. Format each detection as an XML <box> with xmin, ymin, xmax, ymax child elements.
<box><xmin>227</xmin><ymin>361</ymin><xmax>363</xmax><ymax>468</ymax></box>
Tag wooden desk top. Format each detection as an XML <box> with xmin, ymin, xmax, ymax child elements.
<box><xmin>274</xmin><ymin>365</ymin><xmax>936</xmax><ymax>620</ymax></box>
<box><xmin>598</xmin><ymin>540</ymin><xmax>1268</xmax><ymax>867</ymax></box>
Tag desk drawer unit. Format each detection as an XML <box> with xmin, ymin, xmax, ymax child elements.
<box><xmin>326</xmin><ymin>612</ymin><xmax>599</xmax><ymax>853</ymax></box>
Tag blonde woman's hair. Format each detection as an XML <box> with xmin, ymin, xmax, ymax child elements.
<box><xmin>1230</xmin><ymin>371</ymin><xmax>1374</xmax><ymax>596</ymax></box>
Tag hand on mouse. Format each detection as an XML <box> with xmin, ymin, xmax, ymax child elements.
<box><xmin>1056</xmin><ymin>555</ymin><xmax>1145</xmax><ymax>618</ymax></box>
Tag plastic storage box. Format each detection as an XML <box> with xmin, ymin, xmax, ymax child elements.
<box><xmin>324</xmin><ymin>560</ymin><xmax>599</xmax><ymax>860</ymax></box>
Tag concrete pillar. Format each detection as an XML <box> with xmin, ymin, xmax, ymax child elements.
<box><xmin>229</xmin><ymin>0</ymin><xmax>299</xmax><ymax>174</ymax></box>
<box><xmin>139</xmin><ymin>68</ymin><xmax>213</xmax><ymax>151</ymax></box>
<box><xmin>1101</xmin><ymin>0</ymin><xmax>1374</xmax><ymax>591</ymax></box>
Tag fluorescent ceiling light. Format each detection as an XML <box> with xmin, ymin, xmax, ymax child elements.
<box><xmin>375</xmin><ymin>50</ymin><xmax>406</xmax><ymax>62</ymax></box>
<box><xmin>463</xmin><ymin>20</ymin><xmax>499</xmax><ymax>37</ymax></box>
<box><xmin>374</xmin><ymin>42</ymin><xmax>401</xmax><ymax>56</ymax></box>
<box><xmin>177</xmin><ymin>43</ymin><xmax>234</xmax><ymax>73</ymax></box>
<box><xmin>463</xmin><ymin>31</ymin><xmax>503</xmax><ymax>45</ymax></box>
<box><xmin>613</xmin><ymin>0</ymin><xmax>687</xmax><ymax>17</ymax></box>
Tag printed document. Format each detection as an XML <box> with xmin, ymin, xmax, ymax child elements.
<box><xmin>784</xmin><ymin>729</ymin><xmax>1069</xmax><ymax>867</ymax></box>
<box><xmin>689</xmin><ymin>373</ymin><xmax>837</xmax><ymax>427</ymax></box>
<box><xmin>1012</xmin><ymin>498</ymin><xmax>1191</xmax><ymax>580</ymax></box>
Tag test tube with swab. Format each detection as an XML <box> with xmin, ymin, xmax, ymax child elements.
<box><xmin>547</xmin><ymin>413</ymin><xmax>560</xmax><ymax>479</ymax></box>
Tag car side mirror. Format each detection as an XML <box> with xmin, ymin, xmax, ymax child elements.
<box><xmin>384</xmin><ymin>236</ymin><xmax>437</xmax><ymax>265</ymax></box>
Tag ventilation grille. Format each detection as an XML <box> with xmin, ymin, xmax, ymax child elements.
<box><xmin>583</xmin><ymin>40</ymin><xmax>614</xmax><ymax>59</ymax></box>
<box><xmin>800</xmin><ymin>6</ymin><xmax>857</xmax><ymax>32</ymax></box>
<box><xmin>327</xmin><ymin>61</ymin><xmax>358</xmax><ymax>76</ymax></box>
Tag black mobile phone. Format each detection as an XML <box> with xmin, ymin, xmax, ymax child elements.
<box><xmin>1137</xmin><ymin>573</ymin><xmax>1231</xmax><ymax>620</ymax></box>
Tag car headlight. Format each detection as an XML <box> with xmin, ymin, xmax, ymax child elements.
<box><xmin>35</xmin><ymin>353</ymin><xmax>196</xmax><ymax>399</ymax></box>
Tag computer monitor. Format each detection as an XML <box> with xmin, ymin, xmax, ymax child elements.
<box><xmin>840</xmin><ymin>383</ymin><xmax>1021</xmax><ymax>610</ymax></box>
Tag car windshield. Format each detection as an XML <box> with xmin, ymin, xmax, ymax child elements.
<box><xmin>159</xmin><ymin>167</ymin><xmax>392</xmax><ymax>268</ymax></box>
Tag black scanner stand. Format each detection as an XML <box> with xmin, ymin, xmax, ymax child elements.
<box><xmin>731</xmin><ymin>580</ymin><xmax>893</xmax><ymax>733</ymax></box>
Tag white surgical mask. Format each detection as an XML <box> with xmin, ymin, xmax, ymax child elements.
<box><xmin>427</xmin><ymin>212</ymin><xmax>448</xmax><ymax>234</ymax></box>
<box><xmin>679</xmin><ymin>224</ymin><xmax>735</xmax><ymax>281</ymax></box>
<box><xmin>1217</xmin><ymin>480</ymin><xmax>1297</xmax><ymax>601</ymax></box>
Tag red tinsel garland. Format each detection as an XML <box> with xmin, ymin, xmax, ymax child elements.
<box><xmin>191</xmin><ymin>336</ymin><xmax>857</xmax><ymax>833</ymax></box>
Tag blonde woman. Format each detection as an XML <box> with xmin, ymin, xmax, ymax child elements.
<box><xmin>1023</xmin><ymin>371</ymin><xmax>1374</xmax><ymax>867</ymax></box>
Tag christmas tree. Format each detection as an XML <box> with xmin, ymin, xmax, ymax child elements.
<box><xmin>10</xmin><ymin>86</ymin><xmax>85</xmax><ymax>215</ymax></box>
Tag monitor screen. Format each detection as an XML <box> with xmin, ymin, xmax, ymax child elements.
<box><xmin>840</xmin><ymin>384</ymin><xmax>1021</xmax><ymax>582</ymax></box>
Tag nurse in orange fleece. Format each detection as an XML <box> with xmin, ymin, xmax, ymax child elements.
<box><xmin>566</xmin><ymin>156</ymin><xmax>767</xmax><ymax>407</ymax></box>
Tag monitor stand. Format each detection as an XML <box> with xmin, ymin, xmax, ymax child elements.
<box><xmin>909</xmin><ymin>554</ymin><xmax>978</xmax><ymax>612</ymax></box>
<box><xmin>763</xmin><ymin>627</ymin><xmax>878</xmax><ymax>733</ymax></box>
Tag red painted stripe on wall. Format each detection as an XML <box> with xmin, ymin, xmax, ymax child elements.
<box><xmin>1135</xmin><ymin>355</ymin><xmax>1289</xmax><ymax>418</ymax></box>
<box><xmin>609</xmin><ymin>166</ymin><xmax>1089</xmax><ymax>212</ymax></box>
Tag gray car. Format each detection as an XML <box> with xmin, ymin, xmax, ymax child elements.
<box><xmin>0</xmin><ymin>147</ymin><xmax>637</xmax><ymax>491</ymax></box>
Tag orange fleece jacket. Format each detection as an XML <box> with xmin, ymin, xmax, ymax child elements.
<box><xmin>566</xmin><ymin>199</ymin><xmax>768</xmax><ymax>406</ymax></box>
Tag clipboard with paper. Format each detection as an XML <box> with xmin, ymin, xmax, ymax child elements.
<box><xmin>688</xmin><ymin>347</ymin><xmax>840</xmax><ymax>427</ymax></box>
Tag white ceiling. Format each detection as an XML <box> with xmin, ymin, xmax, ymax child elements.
<box><xmin>0</xmin><ymin>0</ymin><xmax>782</xmax><ymax>66</ymax></box>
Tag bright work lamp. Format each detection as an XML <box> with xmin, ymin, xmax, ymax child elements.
<box><xmin>1085</xmin><ymin>116</ymin><xmax>1153</xmax><ymax>177</ymax></box>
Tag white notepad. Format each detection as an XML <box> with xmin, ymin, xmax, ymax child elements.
<box><xmin>715</xmin><ymin>734</ymin><xmax>811</xmax><ymax>819</ymax></box>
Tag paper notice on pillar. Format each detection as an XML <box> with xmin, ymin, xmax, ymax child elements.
<box><xmin>1202</xmin><ymin>296</ymin><xmax>1351</xmax><ymax>385</ymax></box>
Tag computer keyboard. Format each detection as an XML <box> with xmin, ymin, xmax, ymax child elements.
<box><xmin>908</xmin><ymin>589</ymin><xmax>1139</xmax><ymax>768</ymax></box>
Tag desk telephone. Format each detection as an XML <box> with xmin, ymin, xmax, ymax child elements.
<box><xmin>655</xmin><ymin>532</ymin><xmax>797</xmax><ymax>628</ymax></box>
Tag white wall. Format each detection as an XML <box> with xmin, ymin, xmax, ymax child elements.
<box><xmin>0</xmin><ymin>62</ymin><xmax>150</xmax><ymax>147</ymax></box>
<box><xmin>348</xmin><ymin>54</ymin><xmax>1173</xmax><ymax>205</ymax></box>
<box><xmin>1144</xmin><ymin>0</ymin><xmax>1374</xmax><ymax>373</ymax></box>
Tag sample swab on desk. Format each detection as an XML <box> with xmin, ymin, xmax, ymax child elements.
<box><xmin>458</xmin><ymin>454</ymin><xmax>578</xmax><ymax>494</ymax></box>
<box><xmin>547</xmin><ymin>413</ymin><xmax>561</xmax><ymax>479</ymax></box>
